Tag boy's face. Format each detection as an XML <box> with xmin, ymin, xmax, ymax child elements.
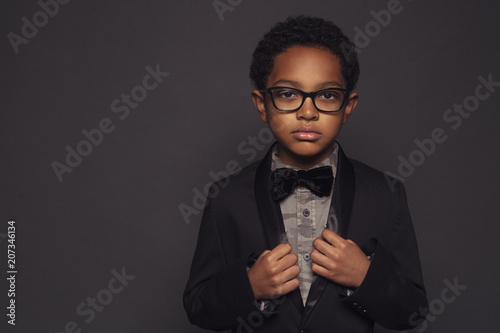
<box><xmin>251</xmin><ymin>46</ymin><xmax>359</xmax><ymax>170</ymax></box>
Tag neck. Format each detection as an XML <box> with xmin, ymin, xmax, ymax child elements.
<box><xmin>277</xmin><ymin>144</ymin><xmax>334</xmax><ymax>170</ymax></box>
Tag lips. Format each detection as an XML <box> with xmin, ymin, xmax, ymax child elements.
<box><xmin>292</xmin><ymin>126</ymin><xmax>321</xmax><ymax>141</ymax></box>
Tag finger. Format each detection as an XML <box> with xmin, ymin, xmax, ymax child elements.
<box><xmin>321</xmin><ymin>229</ymin><xmax>345</xmax><ymax>246</ymax></box>
<box><xmin>313</xmin><ymin>237</ymin><xmax>336</xmax><ymax>257</ymax></box>
<box><xmin>257</xmin><ymin>249</ymin><xmax>271</xmax><ymax>260</ymax></box>
<box><xmin>279</xmin><ymin>253</ymin><xmax>298</xmax><ymax>269</ymax></box>
<box><xmin>310</xmin><ymin>249</ymin><xmax>335</xmax><ymax>269</ymax></box>
<box><xmin>267</xmin><ymin>243</ymin><xmax>293</xmax><ymax>261</ymax></box>
<box><xmin>281</xmin><ymin>264</ymin><xmax>300</xmax><ymax>282</ymax></box>
<box><xmin>281</xmin><ymin>277</ymin><xmax>300</xmax><ymax>295</ymax></box>
<box><xmin>311</xmin><ymin>262</ymin><xmax>331</xmax><ymax>280</ymax></box>
<box><xmin>272</xmin><ymin>253</ymin><xmax>298</xmax><ymax>273</ymax></box>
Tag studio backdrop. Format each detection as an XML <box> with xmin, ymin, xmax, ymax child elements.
<box><xmin>1</xmin><ymin>0</ymin><xmax>499</xmax><ymax>332</ymax></box>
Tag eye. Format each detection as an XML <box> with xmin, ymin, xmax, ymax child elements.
<box><xmin>318</xmin><ymin>90</ymin><xmax>342</xmax><ymax>101</ymax></box>
<box><xmin>274</xmin><ymin>88</ymin><xmax>299</xmax><ymax>99</ymax></box>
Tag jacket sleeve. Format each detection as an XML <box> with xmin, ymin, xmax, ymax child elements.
<box><xmin>341</xmin><ymin>180</ymin><xmax>429</xmax><ymax>330</ymax></box>
<box><xmin>183</xmin><ymin>196</ymin><xmax>259</xmax><ymax>331</ymax></box>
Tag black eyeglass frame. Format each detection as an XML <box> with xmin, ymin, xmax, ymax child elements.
<box><xmin>262</xmin><ymin>86</ymin><xmax>351</xmax><ymax>112</ymax></box>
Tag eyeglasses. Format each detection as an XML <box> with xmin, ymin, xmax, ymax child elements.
<box><xmin>262</xmin><ymin>86</ymin><xmax>350</xmax><ymax>112</ymax></box>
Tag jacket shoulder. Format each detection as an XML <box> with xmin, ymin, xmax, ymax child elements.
<box><xmin>208</xmin><ymin>159</ymin><xmax>261</xmax><ymax>203</ymax></box>
<box><xmin>349</xmin><ymin>158</ymin><xmax>403</xmax><ymax>194</ymax></box>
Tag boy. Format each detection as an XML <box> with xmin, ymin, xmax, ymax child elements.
<box><xmin>184</xmin><ymin>16</ymin><xmax>428</xmax><ymax>332</ymax></box>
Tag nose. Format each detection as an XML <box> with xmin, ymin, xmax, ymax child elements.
<box><xmin>296</xmin><ymin>96</ymin><xmax>319</xmax><ymax>120</ymax></box>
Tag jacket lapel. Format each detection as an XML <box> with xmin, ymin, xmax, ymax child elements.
<box><xmin>301</xmin><ymin>143</ymin><xmax>356</xmax><ymax>324</ymax></box>
<box><xmin>254</xmin><ymin>143</ymin><xmax>287</xmax><ymax>248</ymax></box>
<box><xmin>254</xmin><ymin>143</ymin><xmax>304</xmax><ymax>314</ymax></box>
<box><xmin>330</xmin><ymin>143</ymin><xmax>356</xmax><ymax>238</ymax></box>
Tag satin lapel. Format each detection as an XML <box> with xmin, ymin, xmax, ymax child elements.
<box><xmin>254</xmin><ymin>143</ymin><xmax>286</xmax><ymax>248</ymax></box>
<box><xmin>254</xmin><ymin>143</ymin><xmax>304</xmax><ymax>314</ymax></box>
<box><xmin>301</xmin><ymin>143</ymin><xmax>356</xmax><ymax>325</ymax></box>
<box><xmin>331</xmin><ymin>144</ymin><xmax>356</xmax><ymax>238</ymax></box>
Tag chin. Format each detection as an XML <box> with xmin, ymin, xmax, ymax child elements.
<box><xmin>293</xmin><ymin>141</ymin><xmax>329</xmax><ymax>154</ymax></box>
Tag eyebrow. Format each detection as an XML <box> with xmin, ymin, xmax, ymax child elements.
<box><xmin>269</xmin><ymin>79</ymin><xmax>344</xmax><ymax>89</ymax></box>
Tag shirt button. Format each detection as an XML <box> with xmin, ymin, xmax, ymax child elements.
<box><xmin>303</xmin><ymin>253</ymin><xmax>310</xmax><ymax>261</ymax></box>
<box><xmin>302</xmin><ymin>208</ymin><xmax>310</xmax><ymax>217</ymax></box>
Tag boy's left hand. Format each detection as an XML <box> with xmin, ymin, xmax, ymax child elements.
<box><xmin>311</xmin><ymin>229</ymin><xmax>370</xmax><ymax>288</ymax></box>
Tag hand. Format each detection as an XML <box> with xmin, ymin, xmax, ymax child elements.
<box><xmin>311</xmin><ymin>229</ymin><xmax>370</xmax><ymax>288</ymax></box>
<box><xmin>247</xmin><ymin>243</ymin><xmax>300</xmax><ymax>300</ymax></box>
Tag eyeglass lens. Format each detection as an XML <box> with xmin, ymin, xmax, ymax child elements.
<box><xmin>270</xmin><ymin>87</ymin><xmax>344</xmax><ymax>112</ymax></box>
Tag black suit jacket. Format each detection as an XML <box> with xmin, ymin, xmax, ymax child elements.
<box><xmin>184</xmin><ymin>143</ymin><xmax>428</xmax><ymax>332</ymax></box>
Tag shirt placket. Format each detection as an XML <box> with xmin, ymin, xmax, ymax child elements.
<box><xmin>296</xmin><ymin>187</ymin><xmax>316</xmax><ymax>304</ymax></box>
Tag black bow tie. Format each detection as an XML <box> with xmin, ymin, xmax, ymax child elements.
<box><xmin>270</xmin><ymin>166</ymin><xmax>334</xmax><ymax>201</ymax></box>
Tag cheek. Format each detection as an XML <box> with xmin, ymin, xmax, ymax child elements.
<box><xmin>268</xmin><ymin>114</ymin><xmax>291</xmax><ymax>134</ymax></box>
<box><xmin>325</xmin><ymin>116</ymin><xmax>344</xmax><ymax>132</ymax></box>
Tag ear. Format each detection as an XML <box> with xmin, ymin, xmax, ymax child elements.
<box><xmin>342</xmin><ymin>92</ymin><xmax>359</xmax><ymax>124</ymax></box>
<box><xmin>251</xmin><ymin>89</ymin><xmax>268</xmax><ymax>123</ymax></box>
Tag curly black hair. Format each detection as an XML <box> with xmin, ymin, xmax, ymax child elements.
<box><xmin>249</xmin><ymin>15</ymin><xmax>360</xmax><ymax>92</ymax></box>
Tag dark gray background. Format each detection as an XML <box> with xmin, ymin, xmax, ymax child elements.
<box><xmin>1</xmin><ymin>0</ymin><xmax>499</xmax><ymax>332</ymax></box>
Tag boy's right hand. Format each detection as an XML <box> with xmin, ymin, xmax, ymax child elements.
<box><xmin>247</xmin><ymin>243</ymin><xmax>300</xmax><ymax>300</ymax></box>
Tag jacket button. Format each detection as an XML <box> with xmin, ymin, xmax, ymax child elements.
<box><xmin>302</xmin><ymin>208</ymin><xmax>310</xmax><ymax>217</ymax></box>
